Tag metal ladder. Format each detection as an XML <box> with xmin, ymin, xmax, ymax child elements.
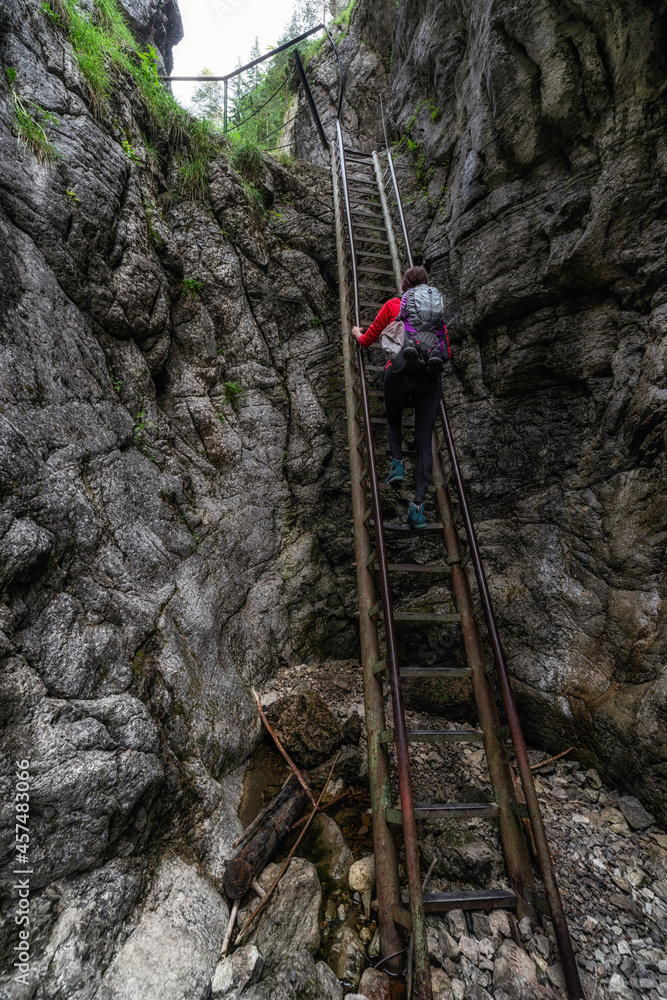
<box><xmin>330</xmin><ymin>116</ymin><xmax>585</xmax><ymax>1000</ymax></box>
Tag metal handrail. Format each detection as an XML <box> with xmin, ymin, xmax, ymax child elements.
<box><xmin>162</xmin><ymin>24</ymin><xmax>326</xmax><ymax>81</ymax></box>
<box><xmin>377</xmin><ymin>91</ymin><xmax>584</xmax><ymax>1000</ymax></box>
<box><xmin>379</xmin><ymin>94</ymin><xmax>413</xmax><ymax>269</ymax></box>
<box><xmin>335</xmin><ymin>117</ymin><xmax>432</xmax><ymax>1000</ymax></box>
<box><xmin>437</xmin><ymin>404</ymin><xmax>585</xmax><ymax>1000</ymax></box>
<box><xmin>324</xmin><ymin>26</ymin><xmax>344</xmax><ymax>121</ymax></box>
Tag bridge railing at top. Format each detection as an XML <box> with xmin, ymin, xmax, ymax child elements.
<box><xmin>162</xmin><ymin>23</ymin><xmax>333</xmax><ymax>152</ymax></box>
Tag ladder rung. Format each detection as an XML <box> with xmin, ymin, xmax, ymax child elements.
<box><xmin>380</xmin><ymin>729</ymin><xmax>483</xmax><ymax>744</ymax></box>
<box><xmin>423</xmin><ymin>889</ymin><xmax>517</xmax><ymax>913</ymax></box>
<box><xmin>390</xmin><ymin>611</ymin><xmax>461</xmax><ymax>622</ymax></box>
<box><xmin>372</xmin><ymin>658</ymin><xmax>387</xmax><ymax>674</ymax></box>
<box><xmin>368</xmin><ymin>602</ymin><xmax>380</xmax><ymax>617</ymax></box>
<box><xmin>385</xmin><ymin>802</ymin><xmax>500</xmax><ymax>824</ymax></box>
<box><xmin>358</xmin><ymin>266</ymin><xmax>396</xmax><ymax>277</ymax></box>
<box><xmin>380</xmin><ymin>522</ymin><xmax>444</xmax><ymax>533</ymax></box>
<box><xmin>400</xmin><ymin>666</ymin><xmax>472</xmax><ymax>679</ymax></box>
<box><xmin>347</xmin><ymin>178</ymin><xmax>377</xmax><ymax>188</ymax></box>
<box><xmin>355</xmin><ymin>252</ymin><xmax>394</xmax><ymax>260</ymax></box>
<box><xmin>378</xmin><ymin>483</ymin><xmax>436</xmax><ymax>494</ymax></box>
<box><xmin>371</xmin><ymin>417</ymin><xmax>415</xmax><ymax>427</ymax></box>
<box><xmin>360</xmin><ymin>282</ymin><xmax>398</xmax><ymax>294</ymax></box>
<box><xmin>387</xmin><ymin>563</ymin><xmax>451</xmax><ymax>574</ymax></box>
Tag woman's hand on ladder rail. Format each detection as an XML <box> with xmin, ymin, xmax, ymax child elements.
<box><xmin>351</xmin><ymin>326</ymin><xmax>363</xmax><ymax>341</ymax></box>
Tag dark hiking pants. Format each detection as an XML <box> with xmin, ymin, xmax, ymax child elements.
<box><xmin>384</xmin><ymin>367</ymin><xmax>442</xmax><ymax>504</ymax></box>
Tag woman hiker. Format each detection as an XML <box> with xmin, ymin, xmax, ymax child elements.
<box><xmin>351</xmin><ymin>265</ymin><xmax>449</xmax><ymax>528</ymax></box>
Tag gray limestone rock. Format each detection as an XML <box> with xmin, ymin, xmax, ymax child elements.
<box><xmin>265</xmin><ymin>692</ymin><xmax>343</xmax><ymax>767</ymax></box>
<box><xmin>257</xmin><ymin>950</ymin><xmax>343</xmax><ymax>1000</ymax></box>
<box><xmin>211</xmin><ymin>944</ymin><xmax>264</xmax><ymax>999</ymax></box>
<box><xmin>617</xmin><ymin>795</ymin><xmax>655</xmax><ymax>831</ymax></box>
<box><xmin>326</xmin><ymin>925</ymin><xmax>367</xmax><ymax>990</ymax></box>
<box><xmin>96</xmin><ymin>855</ymin><xmax>228</xmax><ymax>1000</ymax></box>
<box><xmin>301</xmin><ymin>813</ymin><xmax>354</xmax><ymax>889</ymax></box>
<box><xmin>492</xmin><ymin>940</ymin><xmax>539</xmax><ymax>1000</ymax></box>
<box><xmin>244</xmin><ymin>858</ymin><xmax>322</xmax><ymax>975</ymax></box>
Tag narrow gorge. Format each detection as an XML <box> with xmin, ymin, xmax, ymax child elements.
<box><xmin>0</xmin><ymin>0</ymin><xmax>665</xmax><ymax>999</ymax></box>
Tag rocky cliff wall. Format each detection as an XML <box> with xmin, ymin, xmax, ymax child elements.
<box><xmin>302</xmin><ymin>0</ymin><xmax>667</xmax><ymax>820</ymax></box>
<box><xmin>0</xmin><ymin>2</ymin><xmax>355</xmax><ymax>993</ymax></box>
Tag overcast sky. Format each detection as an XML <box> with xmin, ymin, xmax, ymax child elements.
<box><xmin>171</xmin><ymin>0</ymin><xmax>300</xmax><ymax>109</ymax></box>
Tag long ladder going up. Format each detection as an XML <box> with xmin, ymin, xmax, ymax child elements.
<box><xmin>330</xmin><ymin>114</ymin><xmax>585</xmax><ymax>1000</ymax></box>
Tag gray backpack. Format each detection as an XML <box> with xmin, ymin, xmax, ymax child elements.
<box><xmin>380</xmin><ymin>285</ymin><xmax>450</xmax><ymax>373</ymax></box>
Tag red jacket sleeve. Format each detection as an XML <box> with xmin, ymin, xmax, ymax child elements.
<box><xmin>359</xmin><ymin>298</ymin><xmax>401</xmax><ymax>348</ymax></box>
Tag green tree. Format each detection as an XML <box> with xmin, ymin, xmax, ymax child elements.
<box><xmin>191</xmin><ymin>67</ymin><xmax>225</xmax><ymax>126</ymax></box>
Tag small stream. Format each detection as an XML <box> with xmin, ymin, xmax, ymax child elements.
<box><xmin>239</xmin><ymin>739</ymin><xmax>390</xmax><ymax>992</ymax></box>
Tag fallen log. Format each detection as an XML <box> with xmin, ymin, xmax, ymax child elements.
<box><xmin>223</xmin><ymin>773</ymin><xmax>308</xmax><ymax>901</ymax></box>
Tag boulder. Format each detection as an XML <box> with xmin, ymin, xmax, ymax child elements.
<box><xmin>301</xmin><ymin>813</ymin><xmax>354</xmax><ymax>888</ymax></box>
<box><xmin>492</xmin><ymin>940</ymin><xmax>539</xmax><ymax>1000</ymax></box>
<box><xmin>425</xmin><ymin>838</ymin><xmax>504</xmax><ymax>885</ymax></box>
<box><xmin>431</xmin><ymin>967</ymin><xmax>455</xmax><ymax>1000</ymax></box>
<box><xmin>348</xmin><ymin>855</ymin><xmax>375</xmax><ymax>893</ymax></box>
<box><xmin>426</xmin><ymin>916</ymin><xmax>459</xmax><ymax>965</ymax></box>
<box><xmin>245</xmin><ymin>858</ymin><xmax>322</xmax><ymax>975</ymax></box>
<box><xmin>326</xmin><ymin>925</ymin><xmax>367</xmax><ymax>989</ymax></box>
<box><xmin>607</xmin><ymin>972</ymin><xmax>635</xmax><ymax>999</ymax></box>
<box><xmin>96</xmin><ymin>856</ymin><xmax>228</xmax><ymax>1000</ymax></box>
<box><xmin>265</xmin><ymin>692</ymin><xmax>342</xmax><ymax>767</ymax></box>
<box><xmin>617</xmin><ymin>795</ymin><xmax>655</xmax><ymax>831</ymax></box>
<box><xmin>266</xmin><ymin>950</ymin><xmax>342</xmax><ymax>1000</ymax></box>
<box><xmin>211</xmin><ymin>944</ymin><xmax>264</xmax><ymax>999</ymax></box>
<box><xmin>342</xmin><ymin>713</ymin><xmax>363</xmax><ymax>745</ymax></box>
<box><xmin>358</xmin><ymin>967</ymin><xmax>392</xmax><ymax>999</ymax></box>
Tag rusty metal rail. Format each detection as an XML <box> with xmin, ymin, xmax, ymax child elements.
<box><xmin>379</xmin><ymin>97</ymin><xmax>585</xmax><ymax>1000</ymax></box>
<box><xmin>330</xmin><ymin>95</ymin><xmax>585</xmax><ymax>999</ymax></box>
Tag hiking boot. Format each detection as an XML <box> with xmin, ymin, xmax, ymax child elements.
<box><xmin>385</xmin><ymin>459</ymin><xmax>405</xmax><ymax>485</ymax></box>
<box><xmin>406</xmin><ymin>501</ymin><xmax>426</xmax><ymax>528</ymax></box>
<box><xmin>426</xmin><ymin>351</ymin><xmax>444</xmax><ymax>374</ymax></box>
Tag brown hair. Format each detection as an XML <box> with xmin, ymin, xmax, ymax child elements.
<box><xmin>402</xmin><ymin>265</ymin><xmax>429</xmax><ymax>291</ymax></box>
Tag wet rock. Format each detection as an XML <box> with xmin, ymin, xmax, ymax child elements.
<box><xmin>427</xmin><ymin>916</ymin><xmax>460</xmax><ymax>964</ymax></box>
<box><xmin>618</xmin><ymin>796</ymin><xmax>655</xmax><ymax>831</ymax></box>
<box><xmin>313</xmin><ymin>745</ymin><xmax>364</xmax><ymax>785</ymax></box>
<box><xmin>265</xmin><ymin>692</ymin><xmax>342</xmax><ymax>768</ymax></box>
<box><xmin>211</xmin><ymin>944</ymin><xmax>264</xmax><ymax>999</ymax></box>
<box><xmin>430</xmin><ymin>967</ymin><xmax>454</xmax><ymax>1000</ymax></box>
<box><xmin>492</xmin><ymin>940</ymin><xmax>539</xmax><ymax>999</ymax></box>
<box><xmin>327</xmin><ymin>925</ymin><xmax>367</xmax><ymax>990</ymax></box>
<box><xmin>426</xmin><ymin>838</ymin><xmax>504</xmax><ymax>886</ymax></box>
<box><xmin>245</xmin><ymin>858</ymin><xmax>321</xmax><ymax>975</ymax></box>
<box><xmin>342</xmin><ymin>712</ymin><xmax>363</xmax><ymax>746</ymax></box>
<box><xmin>302</xmin><ymin>814</ymin><xmax>354</xmax><ymax>889</ymax></box>
<box><xmin>358</xmin><ymin>967</ymin><xmax>392</xmax><ymax>999</ymax></box>
<box><xmin>260</xmin><ymin>950</ymin><xmax>343</xmax><ymax>1000</ymax></box>
<box><xmin>348</xmin><ymin>855</ymin><xmax>375</xmax><ymax>893</ymax></box>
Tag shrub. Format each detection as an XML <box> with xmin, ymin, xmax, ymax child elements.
<box><xmin>181</xmin><ymin>278</ymin><xmax>203</xmax><ymax>298</ymax></box>
<box><xmin>224</xmin><ymin>381</ymin><xmax>246</xmax><ymax>410</ymax></box>
<box><xmin>6</xmin><ymin>67</ymin><xmax>60</xmax><ymax>161</ymax></box>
